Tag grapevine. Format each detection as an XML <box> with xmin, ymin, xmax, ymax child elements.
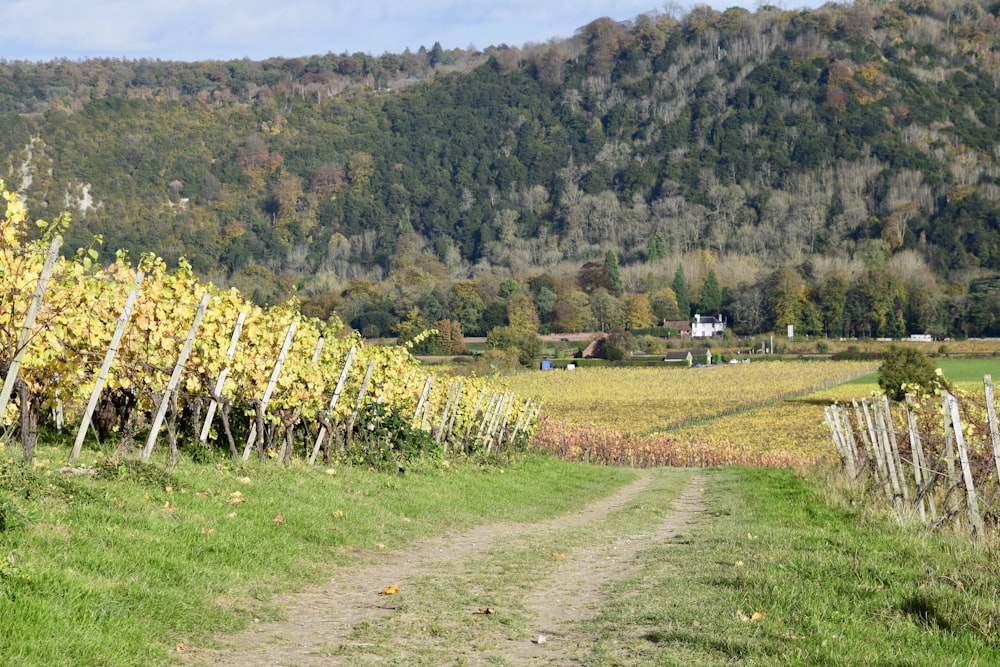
<box><xmin>0</xmin><ymin>183</ymin><xmax>535</xmax><ymax>464</ymax></box>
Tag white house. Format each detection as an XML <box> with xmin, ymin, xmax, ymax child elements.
<box><xmin>691</xmin><ymin>313</ymin><xmax>726</xmax><ymax>338</ymax></box>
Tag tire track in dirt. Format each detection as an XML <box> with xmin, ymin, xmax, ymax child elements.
<box><xmin>487</xmin><ymin>473</ymin><xmax>705</xmax><ymax>665</ymax></box>
<box><xmin>182</xmin><ymin>471</ymin><xmax>703</xmax><ymax>666</ymax></box>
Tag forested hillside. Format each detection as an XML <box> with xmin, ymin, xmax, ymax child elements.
<box><xmin>2</xmin><ymin>0</ymin><xmax>1000</xmax><ymax>340</ymax></box>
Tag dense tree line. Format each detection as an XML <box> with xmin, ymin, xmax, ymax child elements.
<box><xmin>2</xmin><ymin>0</ymin><xmax>1000</xmax><ymax>339</ymax></box>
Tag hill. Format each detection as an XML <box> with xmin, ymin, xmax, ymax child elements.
<box><xmin>2</xmin><ymin>0</ymin><xmax>1000</xmax><ymax>338</ymax></box>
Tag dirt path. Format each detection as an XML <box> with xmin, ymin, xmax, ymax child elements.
<box><xmin>183</xmin><ymin>471</ymin><xmax>705</xmax><ymax>666</ymax></box>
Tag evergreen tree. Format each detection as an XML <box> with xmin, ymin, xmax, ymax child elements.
<box><xmin>701</xmin><ymin>270</ymin><xmax>722</xmax><ymax>314</ymax></box>
<box><xmin>604</xmin><ymin>249</ymin><xmax>623</xmax><ymax>296</ymax></box>
<box><xmin>647</xmin><ymin>232</ymin><xmax>667</xmax><ymax>262</ymax></box>
<box><xmin>672</xmin><ymin>266</ymin><xmax>690</xmax><ymax>319</ymax></box>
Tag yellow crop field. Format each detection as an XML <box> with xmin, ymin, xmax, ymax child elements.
<box><xmin>673</xmin><ymin>380</ymin><xmax>882</xmax><ymax>466</ymax></box>
<box><xmin>502</xmin><ymin>361</ymin><xmax>877</xmax><ymax>435</ymax></box>
<box><xmin>501</xmin><ymin>361</ymin><xmax>879</xmax><ymax>468</ymax></box>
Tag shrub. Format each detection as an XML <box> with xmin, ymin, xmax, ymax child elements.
<box><xmin>878</xmin><ymin>345</ymin><xmax>948</xmax><ymax>400</ymax></box>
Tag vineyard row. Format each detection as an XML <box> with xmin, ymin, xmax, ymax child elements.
<box><xmin>825</xmin><ymin>376</ymin><xmax>1000</xmax><ymax>541</ymax></box>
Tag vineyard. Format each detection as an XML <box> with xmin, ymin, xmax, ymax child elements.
<box><xmin>502</xmin><ymin>361</ymin><xmax>877</xmax><ymax>467</ymax></box>
<box><xmin>0</xmin><ymin>183</ymin><xmax>536</xmax><ymax>467</ymax></box>
<box><xmin>825</xmin><ymin>376</ymin><xmax>1000</xmax><ymax>540</ymax></box>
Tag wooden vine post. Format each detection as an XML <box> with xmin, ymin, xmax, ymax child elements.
<box><xmin>946</xmin><ymin>392</ymin><xmax>985</xmax><ymax>539</ymax></box>
<box><xmin>940</xmin><ymin>392</ymin><xmax>960</xmax><ymax>525</ymax></box>
<box><xmin>242</xmin><ymin>322</ymin><xmax>297</xmax><ymax>461</ymax></box>
<box><xmin>852</xmin><ymin>399</ymin><xmax>879</xmax><ymax>483</ymax></box>
<box><xmin>0</xmin><ymin>237</ymin><xmax>61</xmax><ymax>426</ymax></box>
<box><xmin>142</xmin><ymin>292</ymin><xmax>210</xmax><ymax>462</ymax></box>
<box><xmin>309</xmin><ymin>345</ymin><xmax>356</xmax><ymax>464</ymax></box>
<box><xmin>861</xmin><ymin>399</ymin><xmax>892</xmax><ymax>502</ymax></box>
<box><xmin>344</xmin><ymin>359</ymin><xmax>376</xmax><ymax>448</ymax></box>
<box><xmin>904</xmin><ymin>395</ymin><xmax>932</xmax><ymax>523</ymax></box>
<box><xmin>69</xmin><ymin>271</ymin><xmax>145</xmax><ymax>462</ymax></box>
<box><xmin>199</xmin><ymin>310</ymin><xmax>246</xmax><ymax>445</ymax></box>
<box><xmin>882</xmin><ymin>395</ymin><xmax>911</xmax><ymax>508</ymax></box>
<box><xmin>984</xmin><ymin>375</ymin><xmax>1000</xmax><ymax>494</ymax></box>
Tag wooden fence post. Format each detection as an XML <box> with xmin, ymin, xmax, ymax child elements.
<box><xmin>70</xmin><ymin>271</ymin><xmax>145</xmax><ymax>462</ymax></box>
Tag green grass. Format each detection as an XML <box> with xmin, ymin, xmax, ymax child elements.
<box><xmin>6</xmin><ymin>436</ymin><xmax>1000</xmax><ymax>665</ymax></box>
<box><xmin>936</xmin><ymin>357</ymin><xmax>1000</xmax><ymax>383</ymax></box>
<box><xmin>0</xmin><ymin>447</ymin><xmax>634</xmax><ymax>666</ymax></box>
<box><xmin>586</xmin><ymin>468</ymin><xmax>1000</xmax><ymax>666</ymax></box>
<box><xmin>843</xmin><ymin>357</ymin><xmax>1000</xmax><ymax>388</ymax></box>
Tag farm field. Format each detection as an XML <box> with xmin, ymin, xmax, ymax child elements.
<box><xmin>502</xmin><ymin>361</ymin><xmax>877</xmax><ymax>466</ymax></box>
<box><xmin>501</xmin><ymin>361</ymin><xmax>876</xmax><ymax>435</ymax></box>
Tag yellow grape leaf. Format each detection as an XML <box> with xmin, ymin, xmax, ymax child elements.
<box><xmin>379</xmin><ymin>583</ymin><xmax>400</xmax><ymax>596</ymax></box>
<box><xmin>751</xmin><ymin>611</ymin><xmax>767</xmax><ymax>622</ymax></box>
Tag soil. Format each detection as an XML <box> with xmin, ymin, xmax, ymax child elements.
<box><xmin>181</xmin><ymin>471</ymin><xmax>705</xmax><ymax>666</ymax></box>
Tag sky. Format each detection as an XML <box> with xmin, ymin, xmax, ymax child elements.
<box><xmin>1</xmin><ymin>0</ymin><xmax>815</xmax><ymax>63</ymax></box>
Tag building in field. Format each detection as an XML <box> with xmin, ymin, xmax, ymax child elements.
<box><xmin>662</xmin><ymin>320</ymin><xmax>692</xmax><ymax>337</ymax></box>
<box><xmin>691</xmin><ymin>313</ymin><xmax>726</xmax><ymax>338</ymax></box>
<box><xmin>663</xmin><ymin>349</ymin><xmax>713</xmax><ymax>366</ymax></box>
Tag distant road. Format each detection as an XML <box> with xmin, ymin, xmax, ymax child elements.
<box><xmin>364</xmin><ymin>333</ymin><xmax>604</xmax><ymax>346</ymax></box>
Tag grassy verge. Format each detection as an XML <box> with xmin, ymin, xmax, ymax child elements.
<box><xmin>0</xmin><ymin>448</ymin><xmax>635</xmax><ymax>666</ymax></box>
<box><xmin>586</xmin><ymin>468</ymin><xmax>1000</xmax><ymax>665</ymax></box>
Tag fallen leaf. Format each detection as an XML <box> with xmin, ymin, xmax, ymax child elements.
<box><xmin>201</xmin><ymin>527</ymin><xmax>215</xmax><ymax>535</ymax></box>
<box><xmin>474</xmin><ymin>607</ymin><xmax>496</xmax><ymax>615</ymax></box>
<box><xmin>163</xmin><ymin>501</ymin><xmax>176</xmax><ymax>511</ymax></box>
<box><xmin>332</xmin><ymin>510</ymin><xmax>343</xmax><ymax>518</ymax></box>
<box><xmin>273</xmin><ymin>514</ymin><xmax>285</xmax><ymax>524</ymax></box>
<box><xmin>552</xmin><ymin>552</ymin><xmax>567</xmax><ymax>559</ymax></box>
<box><xmin>751</xmin><ymin>611</ymin><xmax>767</xmax><ymax>622</ymax></box>
<box><xmin>228</xmin><ymin>497</ymin><xmax>245</xmax><ymax>505</ymax></box>
<box><xmin>379</xmin><ymin>583</ymin><xmax>400</xmax><ymax>596</ymax></box>
<box><xmin>175</xmin><ymin>644</ymin><xmax>187</xmax><ymax>652</ymax></box>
